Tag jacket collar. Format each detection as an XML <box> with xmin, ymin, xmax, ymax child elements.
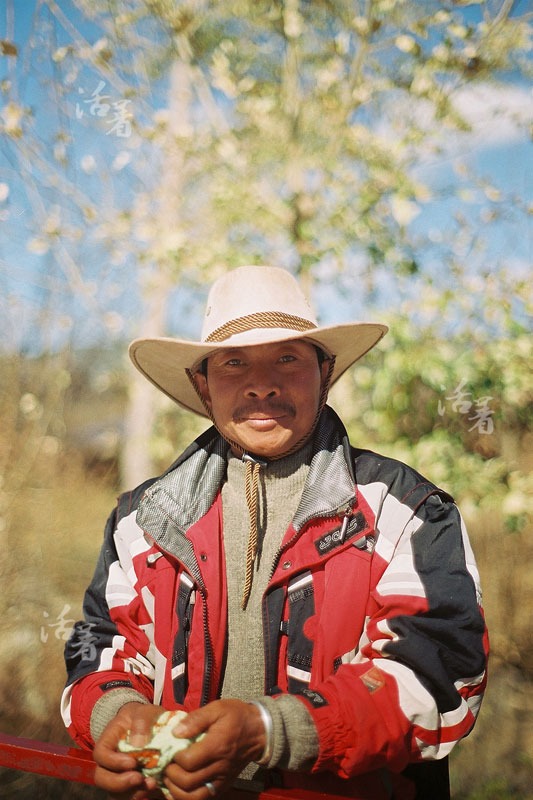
<box><xmin>136</xmin><ymin>405</ymin><xmax>356</xmax><ymax>569</ymax></box>
<box><xmin>293</xmin><ymin>406</ymin><xmax>356</xmax><ymax>531</ymax></box>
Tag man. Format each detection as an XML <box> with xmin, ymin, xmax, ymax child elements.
<box><xmin>63</xmin><ymin>265</ymin><xmax>488</xmax><ymax>800</ymax></box>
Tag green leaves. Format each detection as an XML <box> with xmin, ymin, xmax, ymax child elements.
<box><xmin>330</xmin><ymin>308</ymin><xmax>532</xmax><ymax>532</ymax></box>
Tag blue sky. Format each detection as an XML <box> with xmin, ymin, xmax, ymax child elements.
<box><xmin>0</xmin><ymin>1</ymin><xmax>531</xmax><ymax>351</ymax></box>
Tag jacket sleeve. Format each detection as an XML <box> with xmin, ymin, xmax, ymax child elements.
<box><xmin>297</xmin><ymin>494</ymin><xmax>488</xmax><ymax>778</ymax></box>
<box><xmin>61</xmin><ymin>504</ymin><xmax>156</xmax><ymax>749</ymax></box>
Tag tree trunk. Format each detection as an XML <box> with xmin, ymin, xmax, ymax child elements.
<box><xmin>120</xmin><ymin>59</ymin><xmax>191</xmax><ymax>489</ymax></box>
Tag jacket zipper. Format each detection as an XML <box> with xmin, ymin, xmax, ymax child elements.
<box><xmin>199</xmin><ymin>586</ymin><xmax>214</xmax><ymax>706</ymax></box>
<box><xmin>144</xmin><ymin>533</ymin><xmax>214</xmax><ymax>707</ymax></box>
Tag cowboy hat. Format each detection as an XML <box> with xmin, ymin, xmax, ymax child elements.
<box><xmin>129</xmin><ymin>265</ymin><xmax>388</xmax><ymax>417</ymax></box>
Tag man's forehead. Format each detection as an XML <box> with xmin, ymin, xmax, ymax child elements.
<box><xmin>207</xmin><ymin>339</ymin><xmax>316</xmax><ymax>361</ymax></box>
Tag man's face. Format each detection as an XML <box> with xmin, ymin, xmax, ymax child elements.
<box><xmin>194</xmin><ymin>340</ymin><xmax>329</xmax><ymax>458</ymax></box>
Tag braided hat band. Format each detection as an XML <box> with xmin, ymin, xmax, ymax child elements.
<box><xmin>205</xmin><ymin>312</ymin><xmax>317</xmax><ymax>343</ymax></box>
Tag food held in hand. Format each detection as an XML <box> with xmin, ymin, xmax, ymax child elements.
<box><xmin>118</xmin><ymin>709</ymin><xmax>204</xmax><ymax>789</ymax></box>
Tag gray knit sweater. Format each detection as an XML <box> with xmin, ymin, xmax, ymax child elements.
<box><xmin>220</xmin><ymin>446</ymin><xmax>319</xmax><ymax>779</ymax></box>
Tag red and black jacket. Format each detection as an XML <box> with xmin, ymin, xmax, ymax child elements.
<box><xmin>63</xmin><ymin>407</ymin><xmax>488</xmax><ymax>798</ymax></box>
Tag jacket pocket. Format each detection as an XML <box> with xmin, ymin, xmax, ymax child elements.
<box><xmin>171</xmin><ymin>571</ymin><xmax>196</xmax><ymax>703</ymax></box>
<box><xmin>313</xmin><ymin>543</ymin><xmax>375</xmax><ymax>681</ymax></box>
<box><xmin>285</xmin><ymin>571</ymin><xmax>315</xmax><ymax>693</ymax></box>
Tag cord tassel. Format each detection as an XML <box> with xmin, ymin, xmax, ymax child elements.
<box><xmin>242</xmin><ymin>458</ymin><xmax>262</xmax><ymax>609</ymax></box>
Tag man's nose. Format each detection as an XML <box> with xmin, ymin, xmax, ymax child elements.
<box><xmin>244</xmin><ymin>367</ymin><xmax>280</xmax><ymax>399</ymax></box>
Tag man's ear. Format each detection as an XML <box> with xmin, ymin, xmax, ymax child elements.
<box><xmin>193</xmin><ymin>371</ymin><xmax>212</xmax><ymax>410</ymax></box>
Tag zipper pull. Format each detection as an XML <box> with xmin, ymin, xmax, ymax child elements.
<box><xmin>337</xmin><ymin>504</ymin><xmax>352</xmax><ymax>544</ymax></box>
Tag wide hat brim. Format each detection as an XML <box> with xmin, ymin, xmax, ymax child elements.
<box><xmin>129</xmin><ymin>322</ymin><xmax>388</xmax><ymax>418</ymax></box>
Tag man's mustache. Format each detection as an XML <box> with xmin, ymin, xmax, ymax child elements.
<box><xmin>233</xmin><ymin>401</ymin><xmax>296</xmax><ymax>421</ymax></box>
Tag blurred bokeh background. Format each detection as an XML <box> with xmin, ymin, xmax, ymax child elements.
<box><xmin>0</xmin><ymin>1</ymin><xmax>531</xmax><ymax>797</ymax></box>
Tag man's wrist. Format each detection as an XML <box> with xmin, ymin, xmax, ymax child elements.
<box><xmin>90</xmin><ymin>689</ymin><xmax>150</xmax><ymax>743</ymax></box>
<box><xmin>248</xmin><ymin>701</ymin><xmax>273</xmax><ymax>766</ymax></box>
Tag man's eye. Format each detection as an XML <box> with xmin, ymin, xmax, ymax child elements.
<box><xmin>226</xmin><ymin>359</ymin><xmax>243</xmax><ymax>366</ymax></box>
<box><xmin>280</xmin><ymin>354</ymin><xmax>296</xmax><ymax>363</ymax></box>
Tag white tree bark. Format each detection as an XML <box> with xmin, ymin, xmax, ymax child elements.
<box><xmin>120</xmin><ymin>60</ymin><xmax>191</xmax><ymax>489</ymax></box>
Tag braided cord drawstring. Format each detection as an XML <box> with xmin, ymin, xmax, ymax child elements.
<box><xmin>242</xmin><ymin>456</ymin><xmax>263</xmax><ymax>609</ymax></box>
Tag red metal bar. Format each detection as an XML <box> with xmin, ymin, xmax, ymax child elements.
<box><xmin>0</xmin><ymin>732</ymin><xmax>96</xmax><ymax>784</ymax></box>
<box><xmin>0</xmin><ymin>733</ymin><xmax>349</xmax><ymax>799</ymax></box>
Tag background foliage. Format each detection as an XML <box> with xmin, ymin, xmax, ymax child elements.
<box><xmin>0</xmin><ymin>0</ymin><xmax>532</xmax><ymax>797</ymax></box>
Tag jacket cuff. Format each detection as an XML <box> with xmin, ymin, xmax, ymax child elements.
<box><xmin>256</xmin><ymin>694</ymin><xmax>319</xmax><ymax>771</ymax></box>
<box><xmin>294</xmin><ymin>669</ymin><xmax>412</xmax><ymax>777</ymax></box>
<box><xmin>90</xmin><ymin>688</ymin><xmax>149</xmax><ymax>743</ymax></box>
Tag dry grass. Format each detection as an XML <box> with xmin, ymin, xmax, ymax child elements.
<box><xmin>450</xmin><ymin>506</ymin><xmax>533</xmax><ymax>798</ymax></box>
<box><xmin>0</xmin><ymin>457</ymin><xmax>116</xmax><ymax>741</ymax></box>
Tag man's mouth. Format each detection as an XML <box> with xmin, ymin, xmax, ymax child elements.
<box><xmin>233</xmin><ymin>404</ymin><xmax>295</xmax><ymax>424</ymax></box>
<box><xmin>247</xmin><ymin>413</ymin><xmax>284</xmax><ymax>420</ymax></box>
<box><xmin>243</xmin><ymin>416</ymin><xmax>284</xmax><ymax>430</ymax></box>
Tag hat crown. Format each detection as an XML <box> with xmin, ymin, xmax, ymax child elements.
<box><xmin>201</xmin><ymin>265</ymin><xmax>317</xmax><ymax>342</ymax></box>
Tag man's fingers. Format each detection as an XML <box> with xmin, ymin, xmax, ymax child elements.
<box><xmin>103</xmin><ymin>699</ymin><xmax>262</xmax><ymax>798</ymax></box>
<box><xmin>95</xmin><ymin>703</ymin><xmax>167</xmax><ymax>770</ymax></box>
<box><xmin>93</xmin><ymin>732</ymin><xmax>138</xmax><ymax>772</ymax></box>
<box><xmin>163</xmin><ymin>771</ymin><xmax>222</xmax><ymax>800</ymax></box>
<box><xmin>97</xmin><ymin>767</ymin><xmax>164</xmax><ymax>799</ymax></box>
<box><xmin>164</xmin><ymin>759</ymin><xmax>220</xmax><ymax>792</ymax></box>
<box><xmin>171</xmin><ymin>734</ymin><xmax>214</xmax><ymax>772</ymax></box>
<box><xmin>94</xmin><ymin>763</ymin><xmax>144</xmax><ymax>793</ymax></box>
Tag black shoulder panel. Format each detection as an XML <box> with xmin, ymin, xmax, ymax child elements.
<box><xmin>351</xmin><ymin>447</ymin><xmax>454</xmax><ymax>509</ymax></box>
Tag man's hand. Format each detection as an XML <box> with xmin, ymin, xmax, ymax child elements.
<box><xmin>162</xmin><ymin>699</ymin><xmax>266</xmax><ymax>798</ymax></box>
<box><xmin>93</xmin><ymin>701</ymin><xmax>164</xmax><ymax>799</ymax></box>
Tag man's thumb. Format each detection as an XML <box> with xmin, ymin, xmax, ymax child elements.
<box><xmin>172</xmin><ymin>708</ymin><xmax>207</xmax><ymax>740</ymax></box>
